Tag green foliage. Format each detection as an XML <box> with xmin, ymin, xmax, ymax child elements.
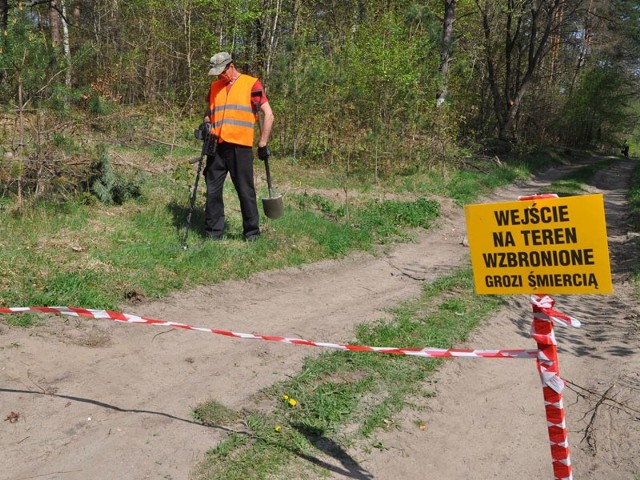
<box><xmin>0</xmin><ymin>8</ymin><xmax>59</xmax><ymax>105</ymax></box>
<box><xmin>628</xmin><ymin>162</ymin><xmax>640</xmax><ymax>232</ymax></box>
<box><xmin>269</xmin><ymin>2</ymin><xmax>446</xmax><ymax>167</ymax></box>
<box><xmin>88</xmin><ymin>95</ymin><xmax>116</xmax><ymax>115</ymax></box>
<box><xmin>559</xmin><ymin>67</ymin><xmax>635</xmax><ymax>147</ymax></box>
<box><xmin>89</xmin><ymin>146</ymin><xmax>144</xmax><ymax>205</ymax></box>
<box><xmin>1</xmin><ymin>0</ymin><xmax>638</xmax><ymax>162</ymax></box>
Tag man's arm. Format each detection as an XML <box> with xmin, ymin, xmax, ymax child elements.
<box><xmin>257</xmin><ymin>101</ymin><xmax>274</xmax><ymax>148</ymax></box>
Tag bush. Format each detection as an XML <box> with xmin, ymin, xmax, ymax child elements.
<box><xmin>88</xmin><ymin>95</ymin><xmax>115</xmax><ymax>115</ymax></box>
<box><xmin>89</xmin><ymin>145</ymin><xmax>144</xmax><ymax>205</ymax></box>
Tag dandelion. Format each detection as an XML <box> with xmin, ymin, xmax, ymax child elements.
<box><xmin>288</xmin><ymin>398</ymin><xmax>297</xmax><ymax>407</ymax></box>
<box><xmin>274</xmin><ymin>425</ymin><xmax>282</xmax><ymax>432</ymax></box>
<box><xmin>282</xmin><ymin>394</ymin><xmax>289</xmax><ymax>400</ymax></box>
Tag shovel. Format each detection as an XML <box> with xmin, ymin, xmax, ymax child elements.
<box><xmin>261</xmin><ymin>156</ymin><xmax>284</xmax><ymax>220</ymax></box>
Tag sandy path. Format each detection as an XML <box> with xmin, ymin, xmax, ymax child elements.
<box><xmin>356</xmin><ymin>158</ymin><xmax>640</xmax><ymax>480</ymax></box>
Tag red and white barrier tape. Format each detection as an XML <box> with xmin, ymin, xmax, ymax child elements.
<box><xmin>530</xmin><ymin>295</ymin><xmax>581</xmax><ymax>328</ymax></box>
<box><xmin>0</xmin><ymin>306</ymin><xmax>538</xmax><ymax>360</ymax></box>
<box><xmin>518</xmin><ymin>193</ymin><xmax>559</xmax><ymax>201</ymax></box>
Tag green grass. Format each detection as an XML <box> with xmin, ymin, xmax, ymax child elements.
<box><xmin>191</xmin><ymin>400</ymin><xmax>243</xmax><ymax>427</ymax></box>
<box><xmin>628</xmin><ymin>161</ymin><xmax>640</xmax><ymax>295</ymax></box>
<box><xmin>548</xmin><ymin>158</ymin><xmax>617</xmax><ymax>195</ymax></box>
<box><xmin>0</xmin><ymin>176</ymin><xmax>443</xmax><ymax>314</ymax></box>
<box><xmin>190</xmin><ymin>268</ymin><xmax>505</xmax><ymax>479</ymax></box>
<box><xmin>628</xmin><ymin>161</ymin><xmax>640</xmax><ymax>232</ymax></box>
<box><xmin>0</xmin><ymin>144</ymin><xmax>565</xmax><ymax>325</ymax></box>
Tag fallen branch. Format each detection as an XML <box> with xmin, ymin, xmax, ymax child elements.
<box><xmin>564</xmin><ymin>380</ymin><xmax>640</xmax><ymax>455</ymax></box>
<box><xmin>565</xmin><ymin>380</ymin><xmax>640</xmax><ymax>416</ymax></box>
<box><xmin>579</xmin><ymin>384</ymin><xmax>614</xmax><ymax>454</ymax></box>
<box><xmin>147</xmin><ymin>136</ymin><xmax>184</xmax><ymax>148</ymax></box>
<box><xmin>110</xmin><ymin>150</ymin><xmax>168</xmax><ymax>174</ymax></box>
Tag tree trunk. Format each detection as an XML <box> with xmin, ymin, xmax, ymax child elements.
<box><xmin>258</xmin><ymin>0</ymin><xmax>282</xmax><ymax>83</ymax></box>
<box><xmin>182</xmin><ymin>2</ymin><xmax>194</xmax><ymax>117</ymax></box>
<box><xmin>436</xmin><ymin>0</ymin><xmax>456</xmax><ymax>108</ymax></box>
<box><xmin>570</xmin><ymin>0</ymin><xmax>594</xmax><ymax>93</ymax></box>
<box><xmin>50</xmin><ymin>0</ymin><xmax>61</xmax><ymax>46</ymax></box>
<box><xmin>503</xmin><ymin>0</ymin><xmax>561</xmax><ymax>139</ymax></box>
<box><xmin>61</xmin><ymin>0</ymin><xmax>72</xmax><ymax>87</ymax></box>
<box><xmin>476</xmin><ymin>0</ymin><xmax>506</xmax><ymax>133</ymax></box>
<box><xmin>476</xmin><ymin>0</ymin><xmax>562</xmax><ymax>140</ymax></box>
<box><xmin>548</xmin><ymin>0</ymin><xmax>565</xmax><ymax>85</ymax></box>
<box><xmin>17</xmin><ymin>64</ymin><xmax>25</xmax><ymax>210</ymax></box>
<box><xmin>1</xmin><ymin>0</ymin><xmax>9</xmax><ymax>31</ymax></box>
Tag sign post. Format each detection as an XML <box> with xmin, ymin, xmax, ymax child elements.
<box><xmin>464</xmin><ymin>193</ymin><xmax>613</xmax><ymax>480</ymax></box>
<box><xmin>530</xmin><ymin>294</ymin><xmax>576</xmax><ymax>480</ymax></box>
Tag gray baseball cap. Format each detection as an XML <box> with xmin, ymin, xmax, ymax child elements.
<box><xmin>208</xmin><ymin>52</ymin><xmax>232</xmax><ymax>76</ymax></box>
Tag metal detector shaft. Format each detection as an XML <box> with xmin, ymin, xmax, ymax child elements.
<box><xmin>182</xmin><ymin>129</ymin><xmax>215</xmax><ymax>250</ymax></box>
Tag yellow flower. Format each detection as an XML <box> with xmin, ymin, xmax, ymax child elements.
<box><xmin>282</xmin><ymin>394</ymin><xmax>289</xmax><ymax>400</ymax></box>
<box><xmin>288</xmin><ymin>398</ymin><xmax>297</xmax><ymax>407</ymax></box>
<box><xmin>274</xmin><ymin>425</ymin><xmax>282</xmax><ymax>432</ymax></box>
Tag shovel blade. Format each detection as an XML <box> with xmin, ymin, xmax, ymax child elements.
<box><xmin>262</xmin><ymin>195</ymin><xmax>284</xmax><ymax>220</ymax></box>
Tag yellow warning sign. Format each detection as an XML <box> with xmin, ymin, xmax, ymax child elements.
<box><xmin>464</xmin><ymin>194</ymin><xmax>612</xmax><ymax>295</ymax></box>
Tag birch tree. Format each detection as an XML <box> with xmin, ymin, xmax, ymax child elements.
<box><xmin>436</xmin><ymin>0</ymin><xmax>456</xmax><ymax>107</ymax></box>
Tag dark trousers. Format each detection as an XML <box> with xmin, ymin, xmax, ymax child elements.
<box><xmin>204</xmin><ymin>142</ymin><xmax>260</xmax><ymax>238</ymax></box>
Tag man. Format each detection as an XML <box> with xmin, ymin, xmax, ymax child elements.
<box><xmin>203</xmin><ymin>51</ymin><xmax>275</xmax><ymax>241</ymax></box>
<box><xmin>621</xmin><ymin>141</ymin><xmax>630</xmax><ymax>158</ymax></box>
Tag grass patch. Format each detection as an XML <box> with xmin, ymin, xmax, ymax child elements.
<box><xmin>191</xmin><ymin>268</ymin><xmax>504</xmax><ymax>479</ymax></box>
<box><xmin>1</xmin><ymin>312</ymin><xmax>45</xmax><ymax>328</ymax></box>
<box><xmin>0</xmin><ymin>182</ymin><xmax>440</xmax><ymax>311</ymax></box>
<box><xmin>277</xmin><ymin>148</ymin><xmax>558</xmax><ymax>207</ymax></box>
<box><xmin>628</xmin><ymin>161</ymin><xmax>640</xmax><ymax>232</ymax></box>
<box><xmin>548</xmin><ymin>158</ymin><xmax>617</xmax><ymax>195</ymax></box>
<box><xmin>628</xmin><ymin>161</ymin><xmax>640</xmax><ymax>294</ymax></box>
<box><xmin>191</xmin><ymin>401</ymin><xmax>243</xmax><ymax>427</ymax></box>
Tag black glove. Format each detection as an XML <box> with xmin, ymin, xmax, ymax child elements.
<box><xmin>258</xmin><ymin>145</ymin><xmax>271</xmax><ymax>161</ymax></box>
<box><xmin>194</xmin><ymin>122</ymin><xmax>212</xmax><ymax>141</ymax></box>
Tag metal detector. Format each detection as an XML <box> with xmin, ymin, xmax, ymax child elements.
<box><xmin>181</xmin><ymin>123</ymin><xmax>216</xmax><ymax>250</ymax></box>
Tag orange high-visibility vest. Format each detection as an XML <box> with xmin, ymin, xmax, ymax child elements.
<box><xmin>208</xmin><ymin>74</ymin><xmax>258</xmax><ymax>147</ymax></box>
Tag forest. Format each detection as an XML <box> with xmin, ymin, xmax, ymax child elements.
<box><xmin>1</xmin><ymin>0</ymin><xmax>639</xmax><ymax>205</ymax></box>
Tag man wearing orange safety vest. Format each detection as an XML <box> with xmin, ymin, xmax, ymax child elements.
<box><xmin>203</xmin><ymin>51</ymin><xmax>275</xmax><ymax>241</ymax></box>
